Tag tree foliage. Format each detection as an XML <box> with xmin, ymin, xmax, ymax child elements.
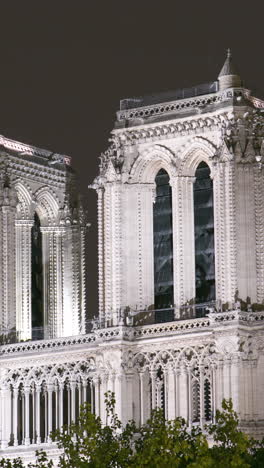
<box><xmin>0</xmin><ymin>394</ymin><xmax>263</xmax><ymax>467</ymax></box>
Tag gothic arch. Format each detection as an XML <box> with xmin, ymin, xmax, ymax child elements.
<box><xmin>14</xmin><ymin>181</ymin><xmax>33</xmax><ymax>220</ymax></box>
<box><xmin>34</xmin><ymin>187</ymin><xmax>59</xmax><ymax>225</ymax></box>
<box><xmin>178</xmin><ymin>137</ymin><xmax>217</xmax><ymax>177</ymax></box>
<box><xmin>129</xmin><ymin>144</ymin><xmax>179</xmax><ymax>183</ymax></box>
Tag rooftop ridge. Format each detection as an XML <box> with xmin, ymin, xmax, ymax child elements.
<box><xmin>0</xmin><ymin>134</ymin><xmax>71</xmax><ymax>165</ymax></box>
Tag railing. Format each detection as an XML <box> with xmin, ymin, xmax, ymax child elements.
<box><xmin>126</xmin><ymin>301</ymin><xmax>218</xmax><ymax>327</ymax></box>
<box><xmin>3</xmin><ymin>300</ymin><xmax>263</xmax><ymax>347</ymax></box>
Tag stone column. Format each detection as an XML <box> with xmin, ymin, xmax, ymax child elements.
<box><xmin>223</xmin><ymin>359</ymin><xmax>231</xmax><ymax>400</ymax></box>
<box><xmin>214</xmin><ymin>161</ymin><xmax>237</xmax><ymax>306</ymax></box>
<box><xmin>12</xmin><ymin>387</ymin><xmax>18</xmax><ymax>447</ymax></box>
<box><xmin>47</xmin><ymin>384</ymin><xmax>53</xmax><ymax>442</ymax></box>
<box><xmin>71</xmin><ymin>381</ymin><xmax>76</xmax><ymax>423</ymax></box>
<box><xmin>0</xmin><ymin>385</ymin><xmax>11</xmax><ymax>448</ymax></box>
<box><xmin>230</xmin><ymin>356</ymin><xmax>240</xmax><ymax>413</ymax></box>
<box><xmin>93</xmin><ymin>376</ymin><xmax>100</xmax><ymax>418</ymax></box>
<box><xmin>54</xmin><ymin>383</ymin><xmax>59</xmax><ymax>429</ymax></box>
<box><xmin>171</xmin><ymin>176</ymin><xmax>196</xmax><ymax>315</ymax></box>
<box><xmin>35</xmin><ymin>386</ymin><xmax>41</xmax><ymax>444</ymax></box>
<box><xmin>59</xmin><ymin>383</ymin><xmax>64</xmax><ymax>430</ymax></box>
<box><xmin>167</xmin><ymin>368</ymin><xmax>176</xmax><ymax>420</ymax></box>
<box><xmin>125</xmin><ymin>373</ymin><xmax>134</xmax><ymax>423</ymax></box>
<box><xmin>178</xmin><ymin>365</ymin><xmax>188</xmax><ymax>421</ymax></box>
<box><xmin>211</xmin><ymin>365</ymin><xmax>216</xmax><ymax>422</ymax></box>
<box><xmin>100</xmin><ymin>374</ymin><xmax>108</xmax><ymax>424</ymax></box>
<box><xmin>32</xmin><ymin>387</ymin><xmax>35</xmax><ymax>443</ymax></box>
<box><xmin>199</xmin><ymin>365</ymin><xmax>205</xmax><ymax>428</ymax></box>
<box><xmin>150</xmin><ymin>371</ymin><xmax>156</xmax><ymax>410</ymax></box>
<box><xmin>187</xmin><ymin>368</ymin><xmax>192</xmax><ymax>427</ymax></box>
<box><xmin>78</xmin><ymin>381</ymin><xmax>82</xmax><ymax>416</ymax></box>
<box><xmin>41</xmin><ymin>228</ymin><xmax>64</xmax><ymax>339</ymax></box>
<box><xmin>24</xmin><ymin>387</ymin><xmax>30</xmax><ymax>446</ymax></box>
<box><xmin>16</xmin><ymin>220</ymin><xmax>34</xmax><ymax>340</ymax></box>
<box><xmin>82</xmin><ymin>380</ymin><xmax>87</xmax><ymax>405</ymax></box>
<box><xmin>89</xmin><ymin>380</ymin><xmax>94</xmax><ymax>413</ymax></box>
<box><xmin>0</xmin><ymin>183</ymin><xmax>17</xmax><ymax>331</ymax></box>
<box><xmin>115</xmin><ymin>374</ymin><xmax>124</xmax><ymax>421</ymax></box>
<box><xmin>139</xmin><ymin>372</ymin><xmax>145</xmax><ymax>425</ymax></box>
<box><xmin>97</xmin><ymin>187</ymin><xmax>104</xmax><ymax>321</ymax></box>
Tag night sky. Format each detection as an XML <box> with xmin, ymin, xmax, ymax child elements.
<box><xmin>0</xmin><ymin>1</ymin><xmax>263</xmax><ymax>314</ymax></box>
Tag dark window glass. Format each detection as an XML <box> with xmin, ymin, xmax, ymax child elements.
<box><xmin>153</xmin><ymin>169</ymin><xmax>174</xmax><ymax>319</ymax></box>
<box><xmin>194</xmin><ymin>162</ymin><xmax>215</xmax><ymax>303</ymax></box>
<box><xmin>31</xmin><ymin>213</ymin><xmax>44</xmax><ymax>338</ymax></box>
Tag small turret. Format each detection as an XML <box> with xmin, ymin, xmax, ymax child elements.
<box><xmin>218</xmin><ymin>49</ymin><xmax>242</xmax><ymax>90</ymax></box>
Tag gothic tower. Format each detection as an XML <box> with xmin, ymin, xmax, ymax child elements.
<box><xmin>0</xmin><ymin>136</ymin><xmax>87</xmax><ymax>340</ymax></box>
<box><xmin>93</xmin><ymin>50</ymin><xmax>264</xmax><ymax>324</ymax></box>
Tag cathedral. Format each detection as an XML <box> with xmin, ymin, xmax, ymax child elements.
<box><xmin>0</xmin><ymin>51</ymin><xmax>264</xmax><ymax>463</ymax></box>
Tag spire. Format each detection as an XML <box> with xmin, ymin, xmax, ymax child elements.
<box><xmin>218</xmin><ymin>49</ymin><xmax>242</xmax><ymax>90</ymax></box>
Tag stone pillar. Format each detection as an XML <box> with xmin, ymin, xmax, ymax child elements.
<box><xmin>41</xmin><ymin>228</ymin><xmax>64</xmax><ymax>339</ymax></box>
<box><xmin>199</xmin><ymin>365</ymin><xmax>205</xmax><ymax>428</ymax></box>
<box><xmin>223</xmin><ymin>359</ymin><xmax>231</xmax><ymax>400</ymax></box>
<box><xmin>178</xmin><ymin>365</ymin><xmax>188</xmax><ymax>421</ymax></box>
<box><xmin>82</xmin><ymin>380</ymin><xmax>87</xmax><ymax>405</ymax></box>
<box><xmin>100</xmin><ymin>374</ymin><xmax>108</xmax><ymax>424</ymax></box>
<box><xmin>71</xmin><ymin>381</ymin><xmax>76</xmax><ymax>423</ymax></box>
<box><xmin>16</xmin><ymin>220</ymin><xmax>34</xmax><ymax>340</ymax></box>
<box><xmin>167</xmin><ymin>368</ymin><xmax>176</xmax><ymax>420</ymax></box>
<box><xmin>114</xmin><ymin>374</ymin><xmax>124</xmax><ymax>421</ymax></box>
<box><xmin>59</xmin><ymin>383</ymin><xmax>64</xmax><ymax>430</ymax></box>
<box><xmin>139</xmin><ymin>373</ymin><xmax>145</xmax><ymax>425</ymax></box>
<box><xmin>54</xmin><ymin>383</ymin><xmax>59</xmax><ymax>429</ymax></box>
<box><xmin>0</xmin><ymin>183</ymin><xmax>17</xmax><ymax>331</ymax></box>
<box><xmin>214</xmin><ymin>161</ymin><xmax>237</xmax><ymax>306</ymax></box>
<box><xmin>78</xmin><ymin>381</ymin><xmax>82</xmax><ymax>416</ymax></box>
<box><xmin>211</xmin><ymin>365</ymin><xmax>217</xmax><ymax>422</ymax></box>
<box><xmin>12</xmin><ymin>387</ymin><xmax>18</xmax><ymax>446</ymax></box>
<box><xmin>230</xmin><ymin>356</ymin><xmax>240</xmax><ymax>413</ymax></box>
<box><xmin>35</xmin><ymin>386</ymin><xmax>41</xmax><ymax>444</ymax></box>
<box><xmin>171</xmin><ymin>176</ymin><xmax>196</xmax><ymax>314</ymax></box>
<box><xmin>187</xmin><ymin>368</ymin><xmax>192</xmax><ymax>427</ymax></box>
<box><xmin>24</xmin><ymin>387</ymin><xmax>30</xmax><ymax>446</ymax></box>
<box><xmin>150</xmin><ymin>371</ymin><xmax>156</xmax><ymax>410</ymax></box>
<box><xmin>125</xmin><ymin>373</ymin><xmax>134</xmax><ymax>423</ymax></box>
<box><xmin>0</xmin><ymin>385</ymin><xmax>11</xmax><ymax>448</ymax></box>
<box><xmin>97</xmin><ymin>187</ymin><xmax>104</xmax><ymax>321</ymax></box>
<box><xmin>93</xmin><ymin>376</ymin><xmax>100</xmax><ymax>418</ymax></box>
<box><xmin>47</xmin><ymin>384</ymin><xmax>53</xmax><ymax>442</ymax></box>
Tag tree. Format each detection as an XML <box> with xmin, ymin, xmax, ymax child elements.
<box><xmin>0</xmin><ymin>395</ymin><xmax>264</xmax><ymax>467</ymax></box>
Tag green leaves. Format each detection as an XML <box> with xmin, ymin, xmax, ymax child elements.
<box><xmin>1</xmin><ymin>396</ymin><xmax>264</xmax><ymax>467</ymax></box>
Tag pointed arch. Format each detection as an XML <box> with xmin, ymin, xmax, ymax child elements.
<box><xmin>14</xmin><ymin>181</ymin><xmax>33</xmax><ymax>219</ymax></box>
<box><xmin>129</xmin><ymin>144</ymin><xmax>179</xmax><ymax>183</ymax></box>
<box><xmin>34</xmin><ymin>187</ymin><xmax>59</xmax><ymax>225</ymax></box>
<box><xmin>178</xmin><ymin>137</ymin><xmax>216</xmax><ymax>177</ymax></box>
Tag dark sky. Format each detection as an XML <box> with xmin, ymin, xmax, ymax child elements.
<box><xmin>0</xmin><ymin>1</ymin><xmax>263</xmax><ymax>314</ymax></box>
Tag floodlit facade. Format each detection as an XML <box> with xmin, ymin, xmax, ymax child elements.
<box><xmin>0</xmin><ymin>51</ymin><xmax>264</xmax><ymax>463</ymax></box>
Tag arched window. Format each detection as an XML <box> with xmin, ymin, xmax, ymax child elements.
<box><xmin>31</xmin><ymin>213</ymin><xmax>43</xmax><ymax>339</ymax></box>
<box><xmin>153</xmin><ymin>169</ymin><xmax>174</xmax><ymax>321</ymax></box>
<box><xmin>193</xmin><ymin>162</ymin><xmax>215</xmax><ymax>305</ymax></box>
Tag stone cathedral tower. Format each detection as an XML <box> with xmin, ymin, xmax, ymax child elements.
<box><xmin>0</xmin><ymin>51</ymin><xmax>264</xmax><ymax>464</ymax></box>
<box><xmin>0</xmin><ymin>136</ymin><xmax>87</xmax><ymax>341</ymax></box>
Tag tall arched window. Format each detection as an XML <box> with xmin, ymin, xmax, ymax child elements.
<box><xmin>31</xmin><ymin>213</ymin><xmax>43</xmax><ymax>339</ymax></box>
<box><xmin>193</xmin><ymin>162</ymin><xmax>215</xmax><ymax>305</ymax></box>
<box><xmin>153</xmin><ymin>169</ymin><xmax>174</xmax><ymax>321</ymax></box>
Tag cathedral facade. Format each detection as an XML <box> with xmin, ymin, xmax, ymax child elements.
<box><xmin>0</xmin><ymin>52</ymin><xmax>264</xmax><ymax>463</ymax></box>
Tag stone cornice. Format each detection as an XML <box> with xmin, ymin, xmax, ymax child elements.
<box><xmin>8</xmin><ymin>157</ymin><xmax>68</xmax><ymax>187</ymax></box>
<box><xmin>115</xmin><ymin>88</ymin><xmax>264</xmax><ymax>127</ymax></box>
<box><xmin>113</xmin><ymin>108</ymin><xmax>229</xmax><ymax>145</ymax></box>
<box><xmin>1</xmin><ymin>311</ymin><xmax>263</xmax><ymax>361</ymax></box>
